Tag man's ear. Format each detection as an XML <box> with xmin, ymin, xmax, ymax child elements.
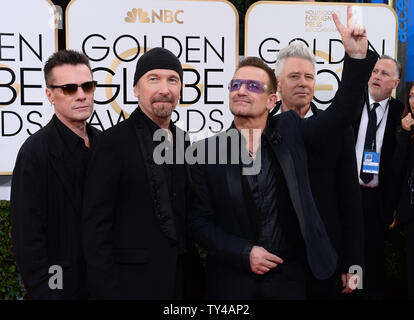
<box><xmin>266</xmin><ymin>93</ymin><xmax>278</xmax><ymax>111</ymax></box>
<box><xmin>393</xmin><ymin>78</ymin><xmax>400</xmax><ymax>90</ymax></box>
<box><xmin>133</xmin><ymin>84</ymin><xmax>139</xmax><ymax>98</ymax></box>
<box><xmin>45</xmin><ymin>87</ymin><xmax>54</xmax><ymax>105</ymax></box>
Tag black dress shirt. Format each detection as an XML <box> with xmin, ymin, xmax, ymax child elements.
<box><xmin>53</xmin><ymin>115</ymin><xmax>95</xmax><ymax>206</ymax></box>
<box><xmin>138</xmin><ymin>107</ymin><xmax>187</xmax><ymax>255</ymax></box>
<box><xmin>244</xmin><ymin>136</ymin><xmax>282</xmax><ymax>252</ymax></box>
<box><xmin>242</xmin><ymin>130</ymin><xmax>305</xmax><ymax>263</ymax></box>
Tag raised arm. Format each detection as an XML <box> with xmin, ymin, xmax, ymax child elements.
<box><xmin>333</xmin><ymin>6</ymin><xmax>367</xmax><ymax>59</ymax></box>
<box><xmin>300</xmin><ymin>6</ymin><xmax>375</xmax><ymax>150</ymax></box>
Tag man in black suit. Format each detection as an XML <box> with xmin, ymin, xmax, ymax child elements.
<box><xmin>270</xmin><ymin>42</ymin><xmax>364</xmax><ymax>299</ymax></box>
<box><xmin>11</xmin><ymin>50</ymin><xmax>100</xmax><ymax>299</ymax></box>
<box><xmin>353</xmin><ymin>55</ymin><xmax>404</xmax><ymax>299</ymax></box>
<box><xmin>188</xmin><ymin>8</ymin><xmax>376</xmax><ymax>299</ymax></box>
<box><xmin>82</xmin><ymin>47</ymin><xmax>202</xmax><ymax>299</ymax></box>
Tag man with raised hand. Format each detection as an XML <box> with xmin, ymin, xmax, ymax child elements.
<box><xmin>271</xmin><ymin>41</ymin><xmax>363</xmax><ymax>298</ymax></box>
<box><xmin>188</xmin><ymin>7</ymin><xmax>375</xmax><ymax>299</ymax></box>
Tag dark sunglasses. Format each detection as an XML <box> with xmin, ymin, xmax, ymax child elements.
<box><xmin>48</xmin><ymin>81</ymin><xmax>97</xmax><ymax>96</ymax></box>
<box><xmin>228</xmin><ymin>79</ymin><xmax>268</xmax><ymax>94</ymax></box>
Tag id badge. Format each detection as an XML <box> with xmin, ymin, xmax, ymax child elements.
<box><xmin>362</xmin><ymin>150</ymin><xmax>380</xmax><ymax>174</ymax></box>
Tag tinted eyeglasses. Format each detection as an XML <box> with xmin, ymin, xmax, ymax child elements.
<box><xmin>228</xmin><ymin>79</ymin><xmax>269</xmax><ymax>94</ymax></box>
<box><xmin>48</xmin><ymin>81</ymin><xmax>97</xmax><ymax>96</ymax></box>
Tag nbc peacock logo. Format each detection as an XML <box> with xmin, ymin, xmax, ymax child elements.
<box><xmin>124</xmin><ymin>8</ymin><xmax>184</xmax><ymax>24</ymax></box>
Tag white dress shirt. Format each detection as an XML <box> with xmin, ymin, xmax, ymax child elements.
<box><xmin>355</xmin><ymin>94</ymin><xmax>390</xmax><ymax>188</ymax></box>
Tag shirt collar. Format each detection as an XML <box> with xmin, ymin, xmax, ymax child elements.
<box><xmin>274</xmin><ymin>106</ymin><xmax>282</xmax><ymax>116</ymax></box>
<box><xmin>136</xmin><ymin>106</ymin><xmax>176</xmax><ymax>139</ymax></box>
<box><xmin>368</xmin><ymin>93</ymin><xmax>389</xmax><ymax>111</ymax></box>
<box><xmin>273</xmin><ymin>102</ymin><xmax>314</xmax><ymax>118</ymax></box>
<box><xmin>53</xmin><ymin>115</ymin><xmax>92</xmax><ymax>152</ymax></box>
<box><xmin>303</xmin><ymin>106</ymin><xmax>314</xmax><ymax>119</ymax></box>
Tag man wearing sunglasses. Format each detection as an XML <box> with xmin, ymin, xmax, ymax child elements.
<box><xmin>188</xmin><ymin>7</ymin><xmax>375</xmax><ymax>299</ymax></box>
<box><xmin>10</xmin><ymin>50</ymin><xmax>99</xmax><ymax>299</ymax></box>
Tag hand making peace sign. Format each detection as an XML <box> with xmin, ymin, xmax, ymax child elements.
<box><xmin>333</xmin><ymin>6</ymin><xmax>368</xmax><ymax>60</ymax></box>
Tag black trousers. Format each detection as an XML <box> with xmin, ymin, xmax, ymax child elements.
<box><xmin>305</xmin><ymin>268</ymin><xmax>344</xmax><ymax>300</ymax></box>
<box><xmin>252</xmin><ymin>260</ymin><xmax>307</xmax><ymax>300</ymax></box>
<box><xmin>404</xmin><ymin>219</ymin><xmax>414</xmax><ymax>299</ymax></box>
<box><xmin>173</xmin><ymin>256</ymin><xmax>184</xmax><ymax>299</ymax></box>
<box><xmin>360</xmin><ymin>186</ymin><xmax>386</xmax><ymax>299</ymax></box>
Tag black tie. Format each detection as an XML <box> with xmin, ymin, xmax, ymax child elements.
<box><xmin>360</xmin><ymin>102</ymin><xmax>380</xmax><ymax>184</ymax></box>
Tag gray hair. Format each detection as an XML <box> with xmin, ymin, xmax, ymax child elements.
<box><xmin>378</xmin><ymin>54</ymin><xmax>401</xmax><ymax>79</ymax></box>
<box><xmin>274</xmin><ymin>41</ymin><xmax>316</xmax><ymax>79</ymax></box>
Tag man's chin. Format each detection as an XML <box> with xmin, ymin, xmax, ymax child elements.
<box><xmin>369</xmin><ymin>90</ymin><xmax>389</xmax><ymax>102</ymax></box>
<box><xmin>73</xmin><ymin>109</ymin><xmax>93</xmax><ymax>122</ymax></box>
<box><xmin>369</xmin><ymin>87</ymin><xmax>385</xmax><ymax>97</ymax></box>
<box><xmin>153</xmin><ymin>106</ymin><xmax>175</xmax><ymax>119</ymax></box>
<box><xmin>230</xmin><ymin>105</ymin><xmax>250</xmax><ymax>116</ymax></box>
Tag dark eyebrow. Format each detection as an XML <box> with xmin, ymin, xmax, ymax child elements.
<box><xmin>145</xmin><ymin>73</ymin><xmax>159</xmax><ymax>78</ymax></box>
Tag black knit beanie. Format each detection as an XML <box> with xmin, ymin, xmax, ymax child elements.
<box><xmin>133</xmin><ymin>47</ymin><xmax>183</xmax><ymax>86</ymax></box>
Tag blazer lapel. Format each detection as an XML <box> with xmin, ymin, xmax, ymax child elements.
<box><xmin>225</xmin><ymin>163</ymin><xmax>260</xmax><ymax>241</ymax></box>
<box><xmin>383</xmin><ymin>99</ymin><xmax>400</xmax><ymax>144</ymax></box>
<box><xmin>264</xmin><ymin>117</ymin><xmax>337</xmax><ymax>280</ymax></box>
<box><xmin>223</xmin><ymin>125</ymin><xmax>260</xmax><ymax>241</ymax></box>
<box><xmin>264</xmin><ymin>131</ymin><xmax>307</xmax><ymax>234</ymax></box>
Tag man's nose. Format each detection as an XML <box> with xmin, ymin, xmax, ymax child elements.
<box><xmin>374</xmin><ymin>72</ymin><xmax>381</xmax><ymax>80</ymax></box>
<box><xmin>237</xmin><ymin>83</ymin><xmax>249</xmax><ymax>94</ymax></box>
<box><xmin>75</xmin><ymin>86</ymin><xmax>87</xmax><ymax>99</ymax></box>
<box><xmin>159</xmin><ymin>79</ymin><xmax>170</xmax><ymax>94</ymax></box>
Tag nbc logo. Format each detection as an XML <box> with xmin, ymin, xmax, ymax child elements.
<box><xmin>125</xmin><ymin>8</ymin><xmax>184</xmax><ymax>24</ymax></box>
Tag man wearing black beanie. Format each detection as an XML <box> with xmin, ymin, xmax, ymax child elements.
<box><xmin>82</xmin><ymin>47</ymin><xmax>203</xmax><ymax>299</ymax></box>
<box><xmin>133</xmin><ymin>47</ymin><xmax>183</xmax><ymax>86</ymax></box>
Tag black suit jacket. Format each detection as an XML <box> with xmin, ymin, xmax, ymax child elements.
<box><xmin>272</xmin><ymin>102</ymin><xmax>364</xmax><ymax>275</ymax></box>
<box><xmin>353</xmin><ymin>95</ymin><xmax>404</xmax><ymax>223</ymax></box>
<box><xmin>392</xmin><ymin>128</ymin><xmax>414</xmax><ymax>223</ymax></box>
<box><xmin>82</xmin><ymin>108</ymin><xmax>202</xmax><ymax>300</ymax></box>
<box><xmin>188</xmin><ymin>52</ymin><xmax>376</xmax><ymax>299</ymax></box>
<box><xmin>10</xmin><ymin>116</ymin><xmax>100</xmax><ymax>299</ymax></box>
